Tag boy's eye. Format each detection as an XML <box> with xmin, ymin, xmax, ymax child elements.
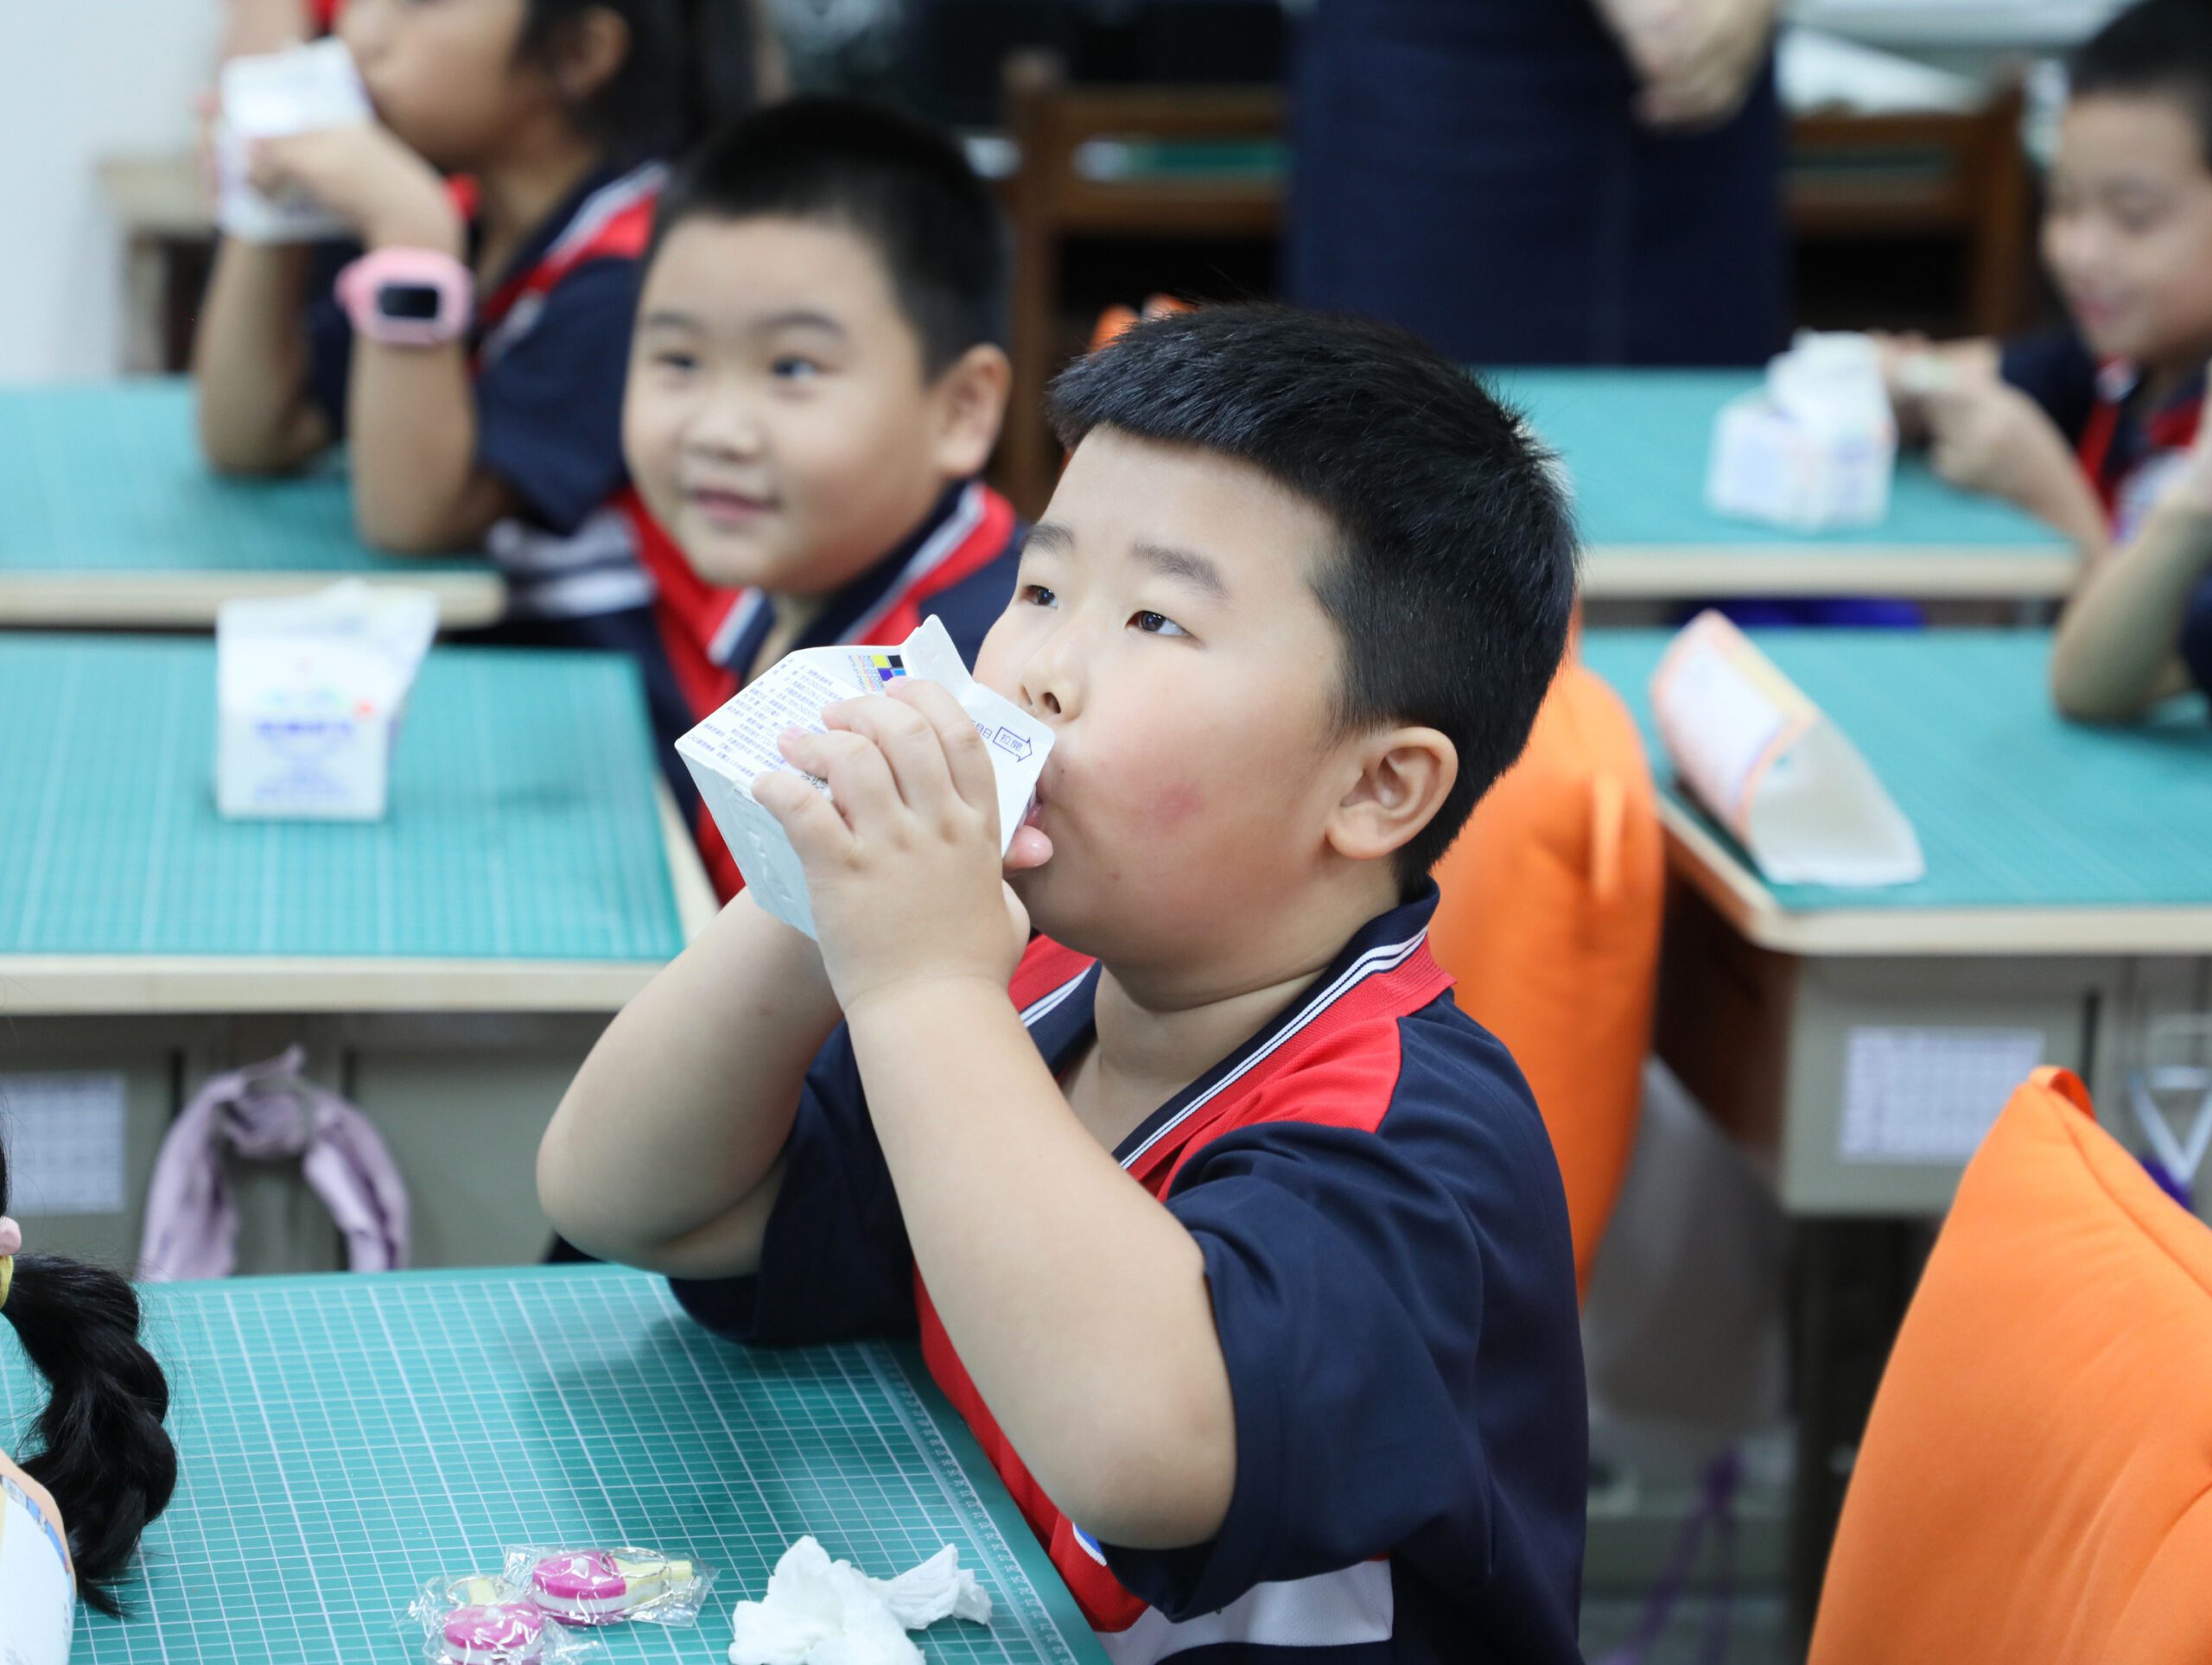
<box><xmin>772</xmin><ymin>356</ymin><xmax>823</xmax><ymax>380</ymax></box>
<box><xmin>1020</xmin><ymin>582</ymin><xmax>1059</xmax><ymax>608</ymax></box>
<box><xmin>652</xmin><ymin>351</ymin><xmax>699</xmax><ymax>373</ymax></box>
<box><xmin>1130</xmin><ymin>610</ymin><xmax>1187</xmax><ymax>638</ymax></box>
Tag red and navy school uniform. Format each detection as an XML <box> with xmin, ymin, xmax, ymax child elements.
<box><xmin>671</xmin><ymin>885</ymin><xmax>1589</xmax><ymax>1663</ymax></box>
<box><xmin>637</xmin><ymin>479</ymin><xmax>1025</xmax><ymax>899</ymax></box>
<box><xmin>2002</xmin><ymin>331</ymin><xmax>2212</xmax><ymax>696</ymax></box>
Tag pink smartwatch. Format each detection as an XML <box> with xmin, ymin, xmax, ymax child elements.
<box><xmin>336</xmin><ymin>247</ymin><xmax>474</xmax><ymax>346</ymax></box>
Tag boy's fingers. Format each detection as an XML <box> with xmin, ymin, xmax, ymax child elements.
<box><xmin>890</xmin><ymin>680</ymin><xmax>1000</xmax><ymax>817</ymax></box>
<box><xmin>824</xmin><ymin>696</ymin><xmax>961</xmax><ymax>817</ymax></box>
<box><xmin>752</xmin><ymin>770</ymin><xmax>854</xmax><ymax>861</ymax></box>
<box><xmin>779</xmin><ymin>728</ymin><xmax>900</xmax><ymax>834</ymax></box>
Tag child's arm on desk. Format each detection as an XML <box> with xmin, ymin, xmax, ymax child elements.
<box><xmin>200</xmin><ymin>126</ymin><xmax>517</xmax><ymax>550</ymax></box>
<box><xmin>760</xmin><ymin>686</ymin><xmax>1236</xmax><ymax>1554</ymax></box>
<box><xmin>194</xmin><ymin>238</ymin><xmax>334</xmax><ymax>475</ymax></box>
<box><xmin>2051</xmin><ymin>429</ymin><xmax>2212</xmax><ymax>719</ymax></box>
<box><xmin>537</xmin><ymin>893</ymin><xmax>842</xmax><ymax>1277</ymax></box>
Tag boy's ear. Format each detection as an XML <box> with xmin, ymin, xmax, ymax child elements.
<box><xmin>928</xmin><ymin>344</ymin><xmax>1013</xmax><ymax>481</ymax></box>
<box><xmin>548</xmin><ymin>7</ymin><xmax>631</xmax><ymax>107</ymax></box>
<box><xmin>1325</xmin><ymin>726</ymin><xmax>1459</xmax><ymax>867</ymax></box>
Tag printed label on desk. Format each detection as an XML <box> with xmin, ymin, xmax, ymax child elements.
<box><xmin>0</xmin><ymin>1073</ymin><xmax>126</xmax><ymax>1216</ymax></box>
<box><xmin>0</xmin><ymin>1472</ymin><xmax>76</xmax><ymax>1665</ymax></box>
<box><xmin>1651</xmin><ymin>612</ymin><xmax>1925</xmax><ymax>887</ymax></box>
<box><xmin>1840</xmin><ymin>1026</ymin><xmax>2046</xmax><ymax>1164</ymax></box>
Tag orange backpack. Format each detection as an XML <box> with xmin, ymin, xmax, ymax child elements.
<box><xmin>1808</xmin><ymin>1068</ymin><xmax>2212</xmax><ymax>1664</ymax></box>
<box><xmin>1428</xmin><ymin>651</ymin><xmax>1664</xmax><ymax>1300</ymax></box>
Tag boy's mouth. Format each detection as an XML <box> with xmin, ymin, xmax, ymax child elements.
<box><xmin>686</xmin><ymin>486</ymin><xmax>778</xmax><ymax>528</ymax></box>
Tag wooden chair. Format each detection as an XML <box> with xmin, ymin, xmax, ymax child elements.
<box><xmin>1787</xmin><ymin>81</ymin><xmax>2035</xmax><ymax>339</ymax></box>
<box><xmin>1001</xmin><ymin>52</ymin><xmax>1281</xmax><ymax>513</ymax></box>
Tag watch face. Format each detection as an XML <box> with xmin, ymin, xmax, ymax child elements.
<box><xmin>377</xmin><ymin>280</ymin><xmax>444</xmax><ymax>321</ymax></box>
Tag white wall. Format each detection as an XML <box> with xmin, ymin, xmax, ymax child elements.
<box><xmin>1</xmin><ymin>3</ymin><xmax>219</xmax><ymax>384</ymax></box>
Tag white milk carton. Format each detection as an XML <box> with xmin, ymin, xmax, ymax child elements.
<box><xmin>677</xmin><ymin>615</ymin><xmax>1052</xmax><ymax>939</ymax></box>
<box><xmin>1650</xmin><ymin>611</ymin><xmax>1923</xmax><ymax>887</ymax></box>
<box><xmin>216</xmin><ymin>582</ymin><xmax>438</xmax><ymax>821</ymax></box>
<box><xmin>215</xmin><ymin>39</ymin><xmax>373</xmax><ymax>243</ymax></box>
<box><xmin>1706</xmin><ymin>330</ymin><xmax>1897</xmax><ymax>532</ymax></box>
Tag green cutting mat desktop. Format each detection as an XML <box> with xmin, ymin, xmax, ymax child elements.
<box><xmin>1494</xmin><ymin>370</ymin><xmax>2069</xmax><ymax>555</ymax></box>
<box><xmin>1</xmin><ymin>381</ymin><xmax>493</xmax><ymax>581</ymax></box>
<box><xmin>0</xmin><ymin>1268</ymin><xmax>1107</xmax><ymax>1665</ymax></box>
<box><xmin>1580</xmin><ymin>627</ymin><xmax>2212</xmax><ymax>912</ymax></box>
<box><xmin>0</xmin><ymin>635</ymin><xmax>683</xmax><ymax>962</ymax></box>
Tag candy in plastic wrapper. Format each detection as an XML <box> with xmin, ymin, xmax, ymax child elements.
<box><xmin>506</xmin><ymin>1546</ymin><xmax>715</xmax><ymax>1627</ymax></box>
<box><xmin>408</xmin><ymin>1573</ymin><xmax>604</xmax><ymax>1665</ymax></box>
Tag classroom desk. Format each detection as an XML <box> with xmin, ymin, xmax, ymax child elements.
<box><xmin>0</xmin><ymin>380</ymin><xmax>505</xmax><ymax>627</ymax></box>
<box><xmin>0</xmin><ymin>1265</ymin><xmax>1108</xmax><ymax>1665</ymax></box>
<box><xmin>1580</xmin><ymin>626</ymin><xmax>2212</xmax><ymax>1628</ymax></box>
<box><xmin>0</xmin><ymin>635</ymin><xmax>714</xmax><ymax>1273</ymax></box>
<box><xmin>1498</xmin><ymin>371</ymin><xmax>2078</xmax><ymax>602</ymax></box>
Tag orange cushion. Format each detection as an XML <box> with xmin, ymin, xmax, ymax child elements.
<box><xmin>1808</xmin><ymin>1068</ymin><xmax>2212</xmax><ymax>1665</ymax></box>
<box><xmin>1428</xmin><ymin>658</ymin><xmax>1663</xmax><ymax>1299</ymax></box>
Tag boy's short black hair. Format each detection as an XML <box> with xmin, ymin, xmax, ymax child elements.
<box><xmin>1046</xmin><ymin>305</ymin><xmax>1578</xmax><ymax>887</ymax></box>
<box><xmin>650</xmin><ymin>96</ymin><xmax>1007</xmax><ymax>376</ymax></box>
<box><xmin>2071</xmin><ymin>0</ymin><xmax>2212</xmax><ymax>165</ymax></box>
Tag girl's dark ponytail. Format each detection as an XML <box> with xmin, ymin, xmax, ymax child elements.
<box><xmin>1</xmin><ymin>1147</ymin><xmax>178</xmax><ymax>1617</ymax></box>
<box><xmin>523</xmin><ymin>0</ymin><xmax>764</xmax><ymax>160</ymax></box>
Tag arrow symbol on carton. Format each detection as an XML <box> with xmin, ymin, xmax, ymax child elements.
<box><xmin>991</xmin><ymin>728</ymin><xmax>1033</xmax><ymax>760</ymax></box>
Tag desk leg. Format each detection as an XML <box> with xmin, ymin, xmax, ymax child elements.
<box><xmin>1787</xmin><ymin>1215</ymin><xmax>1932</xmax><ymax>1649</ymax></box>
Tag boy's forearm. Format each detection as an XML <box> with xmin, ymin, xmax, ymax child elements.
<box><xmin>193</xmin><ymin>239</ymin><xmax>328</xmax><ymax>473</ymax></box>
<box><xmin>2017</xmin><ymin>457</ymin><xmax>2110</xmax><ymax>559</ymax></box>
<box><xmin>2051</xmin><ymin>495</ymin><xmax>2212</xmax><ymax>720</ymax></box>
<box><xmin>848</xmin><ymin>981</ymin><xmax>1237</xmax><ymax>1551</ymax></box>
<box><xmin>538</xmin><ymin>893</ymin><xmax>843</xmax><ymax>1273</ymax></box>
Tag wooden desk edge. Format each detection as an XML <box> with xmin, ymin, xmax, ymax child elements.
<box><xmin>1582</xmin><ymin>546</ymin><xmax>2078</xmax><ymax>599</ymax></box>
<box><xmin>0</xmin><ymin>787</ymin><xmax>705</xmax><ymax>1016</ymax></box>
<box><xmin>0</xmin><ymin>571</ymin><xmax>507</xmax><ymax>629</ymax></box>
<box><xmin>1657</xmin><ymin>799</ymin><xmax>2212</xmax><ymax>956</ymax></box>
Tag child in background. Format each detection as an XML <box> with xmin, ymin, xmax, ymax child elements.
<box><xmin>0</xmin><ymin>1147</ymin><xmax>177</xmax><ymax>1636</ymax></box>
<box><xmin>621</xmin><ymin>98</ymin><xmax>1021</xmax><ymax>896</ymax></box>
<box><xmin>542</xmin><ymin>307</ymin><xmax>1588</xmax><ymax>1662</ymax></box>
<box><xmin>1878</xmin><ymin>0</ymin><xmax>2212</xmax><ymax>711</ymax></box>
<box><xmin>193</xmin><ymin>0</ymin><xmax>759</xmax><ymax>753</ymax></box>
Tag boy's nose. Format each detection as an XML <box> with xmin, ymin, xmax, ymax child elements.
<box><xmin>684</xmin><ymin>404</ymin><xmax>765</xmax><ymax>461</ymax></box>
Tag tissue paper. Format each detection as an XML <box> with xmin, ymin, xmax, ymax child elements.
<box><xmin>728</xmin><ymin>1537</ymin><xmax>991</xmax><ymax>1665</ymax></box>
<box><xmin>216</xmin><ymin>39</ymin><xmax>373</xmax><ymax>242</ymax></box>
<box><xmin>1650</xmin><ymin>611</ymin><xmax>1923</xmax><ymax>887</ymax></box>
<box><xmin>1707</xmin><ymin>330</ymin><xmax>1897</xmax><ymax>531</ymax></box>
<box><xmin>677</xmin><ymin>614</ymin><xmax>1052</xmax><ymax>938</ymax></box>
<box><xmin>216</xmin><ymin>581</ymin><xmax>438</xmax><ymax>821</ymax></box>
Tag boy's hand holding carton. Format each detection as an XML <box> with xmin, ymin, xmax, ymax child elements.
<box><xmin>677</xmin><ymin>617</ymin><xmax>1052</xmax><ymax>1000</ymax></box>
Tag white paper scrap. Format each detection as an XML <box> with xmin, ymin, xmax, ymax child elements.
<box><xmin>728</xmin><ymin>1536</ymin><xmax>991</xmax><ymax>1665</ymax></box>
<box><xmin>1840</xmin><ymin>1027</ymin><xmax>2045</xmax><ymax>1164</ymax></box>
<box><xmin>0</xmin><ymin>1073</ymin><xmax>128</xmax><ymax>1215</ymax></box>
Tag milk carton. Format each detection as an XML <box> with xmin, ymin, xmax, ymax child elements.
<box><xmin>677</xmin><ymin>615</ymin><xmax>1052</xmax><ymax>939</ymax></box>
<box><xmin>216</xmin><ymin>582</ymin><xmax>438</xmax><ymax>821</ymax></box>
<box><xmin>1706</xmin><ymin>330</ymin><xmax>1898</xmax><ymax>532</ymax></box>
<box><xmin>215</xmin><ymin>39</ymin><xmax>373</xmax><ymax>243</ymax></box>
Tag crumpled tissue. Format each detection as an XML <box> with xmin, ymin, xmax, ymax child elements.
<box><xmin>728</xmin><ymin>1536</ymin><xmax>992</xmax><ymax>1665</ymax></box>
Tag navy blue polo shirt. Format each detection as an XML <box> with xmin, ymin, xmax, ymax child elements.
<box><xmin>2002</xmin><ymin>331</ymin><xmax>2212</xmax><ymax>696</ymax></box>
<box><xmin>673</xmin><ymin>884</ymin><xmax>1589</xmax><ymax>1663</ymax></box>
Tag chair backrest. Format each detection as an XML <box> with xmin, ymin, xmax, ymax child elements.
<box><xmin>1808</xmin><ymin>1067</ymin><xmax>2212</xmax><ymax>1665</ymax></box>
<box><xmin>1789</xmin><ymin>80</ymin><xmax>2033</xmax><ymax>336</ymax></box>
<box><xmin>1428</xmin><ymin>652</ymin><xmax>1665</xmax><ymax>1300</ymax></box>
<box><xmin>1001</xmin><ymin>52</ymin><xmax>1282</xmax><ymax>513</ymax></box>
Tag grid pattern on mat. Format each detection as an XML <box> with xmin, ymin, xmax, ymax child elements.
<box><xmin>1494</xmin><ymin>369</ymin><xmax>2071</xmax><ymax>552</ymax></box>
<box><xmin>1581</xmin><ymin>627</ymin><xmax>2212</xmax><ymax>912</ymax></box>
<box><xmin>1</xmin><ymin>380</ymin><xmax>490</xmax><ymax>578</ymax></box>
<box><xmin>0</xmin><ymin>635</ymin><xmax>683</xmax><ymax>960</ymax></box>
<box><xmin>0</xmin><ymin>1267</ymin><xmax>1106</xmax><ymax>1665</ymax></box>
